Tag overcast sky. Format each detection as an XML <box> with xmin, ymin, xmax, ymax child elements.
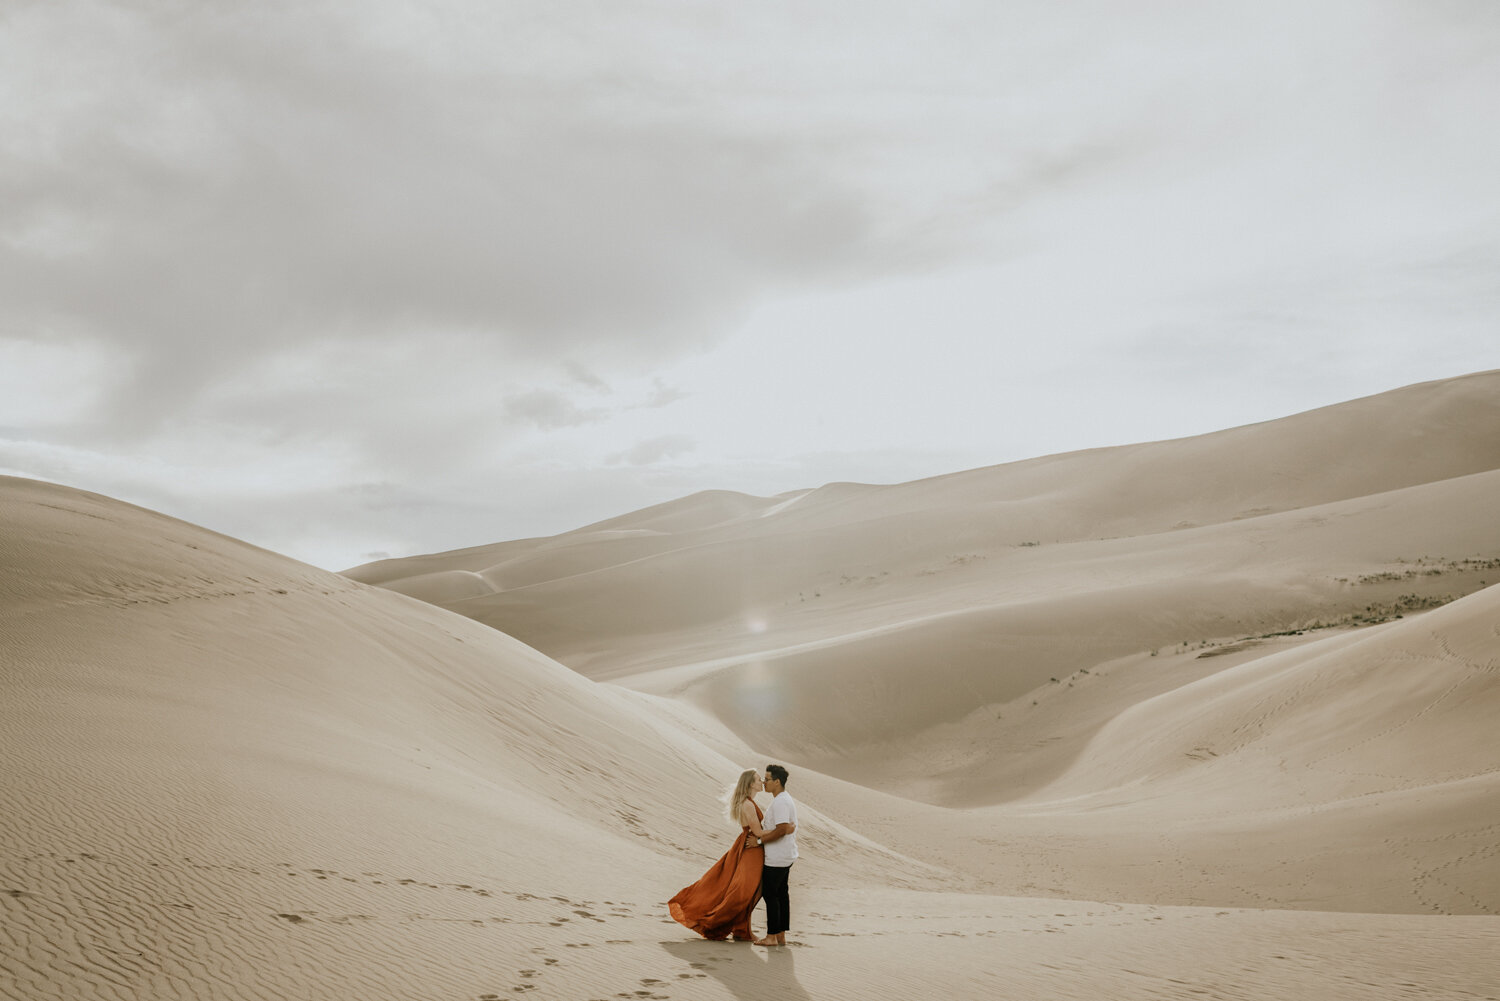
<box><xmin>4</xmin><ymin>0</ymin><xmax>1498</xmax><ymax>570</ymax></box>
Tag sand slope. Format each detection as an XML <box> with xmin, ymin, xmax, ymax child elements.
<box><xmin>811</xmin><ymin>584</ymin><xmax>1500</xmax><ymax>916</ymax></box>
<box><xmin>6</xmin><ymin>372</ymin><xmax>1500</xmax><ymax>999</ymax></box>
<box><xmin>5</xmin><ymin>478</ymin><xmax>1496</xmax><ymax>999</ymax></box>
<box><xmin>0</xmin><ymin>477</ymin><xmax>930</xmax><ymax>999</ymax></box>
<box><xmin>349</xmin><ymin>373</ymin><xmax>1500</xmax><ymax>800</ymax></box>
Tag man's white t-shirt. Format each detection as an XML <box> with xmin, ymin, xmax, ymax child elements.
<box><xmin>764</xmin><ymin>791</ymin><xmax>799</xmax><ymax>867</ymax></box>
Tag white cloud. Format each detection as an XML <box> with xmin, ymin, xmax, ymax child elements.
<box><xmin>503</xmin><ymin>389</ymin><xmax>610</xmax><ymax>431</ymax></box>
<box><xmin>607</xmin><ymin>435</ymin><xmax>697</xmax><ymax>467</ymax></box>
<box><xmin>638</xmin><ymin>379</ymin><xmax>691</xmax><ymax>410</ymax></box>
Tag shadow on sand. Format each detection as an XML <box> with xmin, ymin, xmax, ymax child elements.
<box><xmin>660</xmin><ymin>939</ymin><xmax>811</xmax><ymax>1001</ymax></box>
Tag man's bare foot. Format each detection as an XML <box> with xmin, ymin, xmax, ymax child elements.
<box><xmin>753</xmin><ymin>936</ymin><xmax>777</xmax><ymax>946</ymax></box>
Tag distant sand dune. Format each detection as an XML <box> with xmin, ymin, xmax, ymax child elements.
<box><xmin>355</xmin><ymin>374</ymin><xmax>1500</xmax><ymax>803</ymax></box>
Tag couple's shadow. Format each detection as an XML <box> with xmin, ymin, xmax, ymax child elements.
<box><xmin>660</xmin><ymin>939</ymin><xmax>811</xmax><ymax>1001</ymax></box>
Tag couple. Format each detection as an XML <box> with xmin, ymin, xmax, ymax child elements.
<box><xmin>668</xmin><ymin>764</ymin><xmax>798</xmax><ymax>947</ymax></box>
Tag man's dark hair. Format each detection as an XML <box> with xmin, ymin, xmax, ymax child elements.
<box><xmin>766</xmin><ymin>764</ymin><xmax>789</xmax><ymax>786</ymax></box>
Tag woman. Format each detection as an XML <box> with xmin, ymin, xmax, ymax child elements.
<box><xmin>668</xmin><ymin>768</ymin><xmax>781</xmax><ymax>941</ymax></box>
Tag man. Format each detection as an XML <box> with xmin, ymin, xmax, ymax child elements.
<box><xmin>752</xmin><ymin>764</ymin><xmax>797</xmax><ymax>947</ymax></box>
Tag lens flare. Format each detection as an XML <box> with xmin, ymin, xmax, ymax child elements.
<box><xmin>732</xmin><ymin>659</ymin><xmax>782</xmax><ymax>719</ymax></box>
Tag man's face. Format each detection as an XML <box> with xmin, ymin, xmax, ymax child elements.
<box><xmin>764</xmin><ymin>772</ymin><xmax>779</xmax><ymax>793</ymax></box>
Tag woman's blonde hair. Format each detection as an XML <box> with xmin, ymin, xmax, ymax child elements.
<box><xmin>723</xmin><ymin>768</ymin><xmax>759</xmax><ymax>825</ymax></box>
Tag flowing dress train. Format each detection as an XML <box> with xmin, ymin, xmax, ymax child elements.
<box><xmin>667</xmin><ymin>801</ymin><xmax>764</xmax><ymax>941</ymax></box>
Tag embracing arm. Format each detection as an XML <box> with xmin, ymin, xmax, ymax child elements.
<box><xmin>758</xmin><ymin>822</ymin><xmax>795</xmax><ymax>844</ymax></box>
<box><xmin>740</xmin><ymin>802</ymin><xmax>794</xmax><ymax>846</ymax></box>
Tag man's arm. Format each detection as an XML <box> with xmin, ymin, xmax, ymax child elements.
<box><xmin>756</xmin><ymin>799</ymin><xmax>795</xmax><ymax>844</ymax></box>
<box><xmin>741</xmin><ymin>801</ymin><xmax>795</xmax><ymax>845</ymax></box>
<box><xmin>744</xmin><ymin>800</ymin><xmax>796</xmax><ymax>847</ymax></box>
<box><xmin>757</xmin><ymin>822</ymin><xmax>794</xmax><ymax>845</ymax></box>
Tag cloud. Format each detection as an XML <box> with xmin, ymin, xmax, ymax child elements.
<box><xmin>638</xmin><ymin>379</ymin><xmax>691</xmax><ymax>410</ymax></box>
<box><xmin>608</xmin><ymin>435</ymin><xmax>697</xmax><ymax>467</ymax></box>
<box><xmin>3</xmin><ymin>0</ymin><xmax>1498</xmax><ymax>573</ymax></box>
<box><xmin>564</xmin><ymin>362</ymin><xmax>611</xmax><ymax>393</ymax></box>
<box><xmin>0</xmin><ymin>0</ymin><xmax>885</xmax><ymax>436</ymax></box>
<box><xmin>12</xmin><ymin>0</ymin><xmax>1489</xmax><ymax>448</ymax></box>
<box><xmin>503</xmin><ymin>389</ymin><xmax>609</xmax><ymax>431</ymax></box>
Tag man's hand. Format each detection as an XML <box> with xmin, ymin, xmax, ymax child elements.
<box><xmin>744</xmin><ymin>832</ymin><xmax>759</xmax><ymax>849</ymax></box>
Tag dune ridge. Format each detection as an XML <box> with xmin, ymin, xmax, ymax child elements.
<box><xmin>351</xmin><ymin>373</ymin><xmax>1500</xmax><ymax>802</ymax></box>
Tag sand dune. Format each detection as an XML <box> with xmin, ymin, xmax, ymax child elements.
<box><xmin>0</xmin><ymin>476</ymin><xmax>949</xmax><ymax>998</ymax></box>
<box><xmin>6</xmin><ymin>371</ymin><xmax>1500</xmax><ymax>999</ymax></box>
<box><xmin>900</xmin><ymin>584</ymin><xmax>1500</xmax><ymax>915</ymax></box>
<box><xmin>351</xmin><ymin>373</ymin><xmax>1500</xmax><ymax>799</ymax></box>
<box><xmin>349</xmin><ymin>370</ymin><xmax>1500</xmax><ymax>591</ymax></box>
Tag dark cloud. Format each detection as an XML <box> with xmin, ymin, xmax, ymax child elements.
<box><xmin>564</xmin><ymin>362</ymin><xmax>611</xmax><ymax>393</ymax></box>
<box><xmin>0</xmin><ymin>0</ymin><xmax>882</xmax><ymax>436</ymax></box>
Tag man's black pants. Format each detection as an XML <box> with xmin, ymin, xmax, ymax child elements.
<box><xmin>762</xmin><ymin>863</ymin><xmax>792</xmax><ymax>935</ymax></box>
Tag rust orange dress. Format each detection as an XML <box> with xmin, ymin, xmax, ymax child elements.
<box><xmin>668</xmin><ymin>801</ymin><xmax>765</xmax><ymax>941</ymax></box>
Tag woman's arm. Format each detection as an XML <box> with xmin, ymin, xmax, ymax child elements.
<box><xmin>739</xmin><ymin>800</ymin><xmax>771</xmax><ymax>839</ymax></box>
<box><xmin>740</xmin><ymin>801</ymin><xmax>795</xmax><ymax>845</ymax></box>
